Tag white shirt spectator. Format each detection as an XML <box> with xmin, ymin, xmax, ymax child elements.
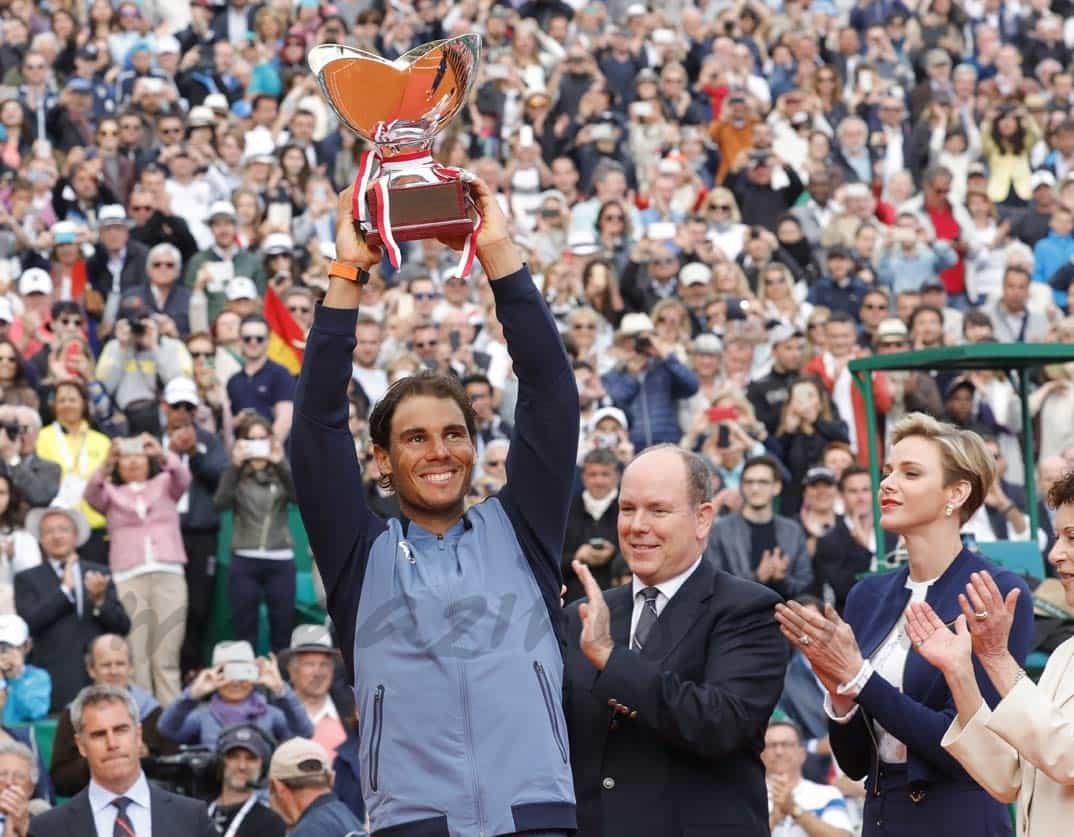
<box><xmin>769</xmin><ymin>778</ymin><xmax>852</xmax><ymax>836</ymax></box>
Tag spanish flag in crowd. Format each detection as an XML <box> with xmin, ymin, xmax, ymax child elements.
<box><xmin>264</xmin><ymin>286</ymin><xmax>304</xmax><ymax>374</ymax></box>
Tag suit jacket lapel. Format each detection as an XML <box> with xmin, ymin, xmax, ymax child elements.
<box><xmin>640</xmin><ymin>560</ymin><xmax>714</xmax><ymax>661</ymax></box>
<box><xmin>728</xmin><ymin>516</ymin><xmax>752</xmax><ymax>580</ymax></box>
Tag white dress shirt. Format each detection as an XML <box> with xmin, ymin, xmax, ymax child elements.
<box><xmin>629</xmin><ymin>555</ymin><xmax>703</xmax><ymax>647</ymax></box>
<box><xmin>89</xmin><ymin>771</ymin><xmax>152</xmax><ymax>836</ymax></box>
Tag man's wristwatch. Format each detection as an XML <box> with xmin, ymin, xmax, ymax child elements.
<box><xmin>790</xmin><ymin>804</ymin><xmax>804</xmax><ymax>820</ymax></box>
<box><xmin>328</xmin><ymin>260</ymin><xmax>370</xmax><ymax>285</ymax></box>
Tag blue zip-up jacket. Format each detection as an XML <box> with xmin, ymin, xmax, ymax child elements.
<box><xmin>292</xmin><ymin>266</ymin><xmax>579</xmax><ymax>837</ymax></box>
<box><xmin>1032</xmin><ymin>230</ymin><xmax>1074</xmax><ymax>309</ymax></box>
<box><xmin>601</xmin><ymin>356</ymin><xmax>698</xmax><ymax>450</ymax></box>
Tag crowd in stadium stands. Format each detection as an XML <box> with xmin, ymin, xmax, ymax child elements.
<box><xmin>0</xmin><ymin>0</ymin><xmax>1070</xmax><ymax>833</ymax></box>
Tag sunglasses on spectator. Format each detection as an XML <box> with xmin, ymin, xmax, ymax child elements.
<box><xmin>189</xmin><ymin>351</ymin><xmax>213</xmax><ymax>359</ymax></box>
<box><xmin>601</xmin><ymin>213</ymin><xmax>625</xmax><ymax>222</ymax></box>
<box><xmin>130</xmin><ymin>204</ymin><xmax>153</xmax><ymax>213</ymax></box>
<box><xmin>241</xmin><ymin>334</ymin><xmax>267</xmax><ymax>344</ymax></box>
<box><xmin>862</xmin><ymin>302</ymin><xmax>888</xmax><ymax>310</ymax></box>
<box><xmin>709</xmin><ymin>204</ymin><xmax>732</xmax><ymax>211</ymax></box>
<box><xmin>171</xmin><ymin>401</ymin><xmax>197</xmax><ymax>411</ymax></box>
<box><xmin>151</xmin><ymin>261</ymin><xmax>176</xmax><ymax>268</ymax></box>
<box><xmin>98</xmin><ymin>129</ymin><xmax>118</xmax><ymax>137</ymax></box>
<box><xmin>413</xmin><ymin>292</ymin><xmax>439</xmax><ymax>301</ymax></box>
<box><xmin>571</xmin><ymin>322</ymin><xmax>596</xmax><ymax>330</ymax></box>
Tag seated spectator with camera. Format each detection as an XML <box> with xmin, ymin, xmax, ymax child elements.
<box><xmin>209</xmin><ymin>724</ymin><xmax>286</xmax><ymax>837</ymax></box>
<box><xmin>50</xmin><ymin>634</ymin><xmax>179</xmax><ymax>798</ymax></box>
<box><xmin>15</xmin><ymin>507</ymin><xmax>129</xmax><ymax>712</ymax></box>
<box><xmin>84</xmin><ymin>434</ymin><xmax>191</xmax><ymax>705</ymax></box>
<box><xmin>158</xmin><ymin>641</ymin><xmax>312</xmax><ymax>751</ymax></box>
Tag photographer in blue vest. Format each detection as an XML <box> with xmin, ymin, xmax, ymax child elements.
<box><xmin>292</xmin><ymin>179</ymin><xmax>579</xmax><ymax>837</ymax></box>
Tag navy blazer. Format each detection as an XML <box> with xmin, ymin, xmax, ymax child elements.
<box><xmin>829</xmin><ymin>548</ymin><xmax>1034</xmax><ymax>788</ymax></box>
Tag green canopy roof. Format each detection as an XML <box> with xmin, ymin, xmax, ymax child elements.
<box><xmin>849</xmin><ymin>343</ymin><xmax>1074</xmax><ymax>374</ymax></box>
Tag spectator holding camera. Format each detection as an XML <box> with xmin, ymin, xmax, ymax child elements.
<box><xmin>0</xmin><ymin>407</ymin><xmax>59</xmax><ymax>512</ymax></box>
<box><xmin>602</xmin><ymin>313</ymin><xmax>699</xmax><ymax>451</ymax></box>
<box><xmin>877</xmin><ymin>213</ymin><xmax>959</xmax><ymax>293</ymax></box>
<box><xmin>213</xmin><ymin>412</ymin><xmax>296</xmax><ymax>654</ymax></box>
<box><xmin>158</xmin><ymin>641</ymin><xmax>311</xmax><ymax>750</ymax></box>
<box><xmin>83</xmin><ymin>433</ymin><xmax>191</xmax><ymax>705</ymax></box>
<box><xmin>562</xmin><ymin>448</ymin><xmax>621</xmax><ymax>605</ymax></box>
<box><xmin>95</xmin><ymin>298</ymin><xmax>192</xmax><ymax>436</ymax></box>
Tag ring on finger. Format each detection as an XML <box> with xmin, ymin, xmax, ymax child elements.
<box><xmin>799</xmin><ymin>634</ymin><xmax>811</xmax><ymax>646</ymax></box>
<box><xmin>974</xmin><ymin>610</ymin><xmax>989</xmax><ymax>621</ymax></box>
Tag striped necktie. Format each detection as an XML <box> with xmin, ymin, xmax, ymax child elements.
<box><xmin>631</xmin><ymin>587</ymin><xmax>661</xmax><ymax>651</ymax></box>
<box><xmin>112</xmin><ymin>796</ymin><xmax>136</xmax><ymax>837</ymax></box>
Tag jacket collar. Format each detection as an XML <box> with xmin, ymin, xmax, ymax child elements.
<box><xmin>610</xmin><ymin>558</ymin><xmax>714</xmax><ymax>660</ymax></box>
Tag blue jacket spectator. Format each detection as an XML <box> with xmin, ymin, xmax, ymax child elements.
<box><xmin>158</xmin><ymin>641</ymin><xmax>312</xmax><ymax>749</ymax></box>
<box><xmin>1032</xmin><ymin>207</ymin><xmax>1074</xmax><ymax>309</ymax></box>
<box><xmin>0</xmin><ymin>615</ymin><xmax>50</xmax><ymax>726</ymax></box>
<box><xmin>877</xmin><ymin>237</ymin><xmax>958</xmax><ymax>293</ymax></box>
<box><xmin>601</xmin><ymin>315</ymin><xmax>699</xmax><ymax>450</ymax></box>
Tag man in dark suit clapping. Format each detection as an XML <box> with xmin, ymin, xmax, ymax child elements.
<box><xmin>15</xmin><ymin>508</ymin><xmax>130</xmax><ymax>711</ymax></box>
<box><xmin>564</xmin><ymin>445</ymin><xmax>789</xmax><ymax>836</ymax></box>
<box><xmin>29</xmin><ymin>685</ymin><xmax>214</xmax><ymax>837</ymax></box>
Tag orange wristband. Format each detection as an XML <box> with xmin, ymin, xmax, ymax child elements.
<box><xmin>328</xmin><ymin>260</ymin><xmax>368</xmax><ymax>284</ymax></box>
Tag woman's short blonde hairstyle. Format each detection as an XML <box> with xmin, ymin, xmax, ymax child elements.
<box><xmin>889</xmin><ymin>412</ymin><xmax>995</xmax><ymax>523</ymax></box>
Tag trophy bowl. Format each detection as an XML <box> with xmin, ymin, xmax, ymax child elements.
<box><xmin>309</xmin><ymin>35</ymin><xmax>483</xmax><ymax>255</ymax></box>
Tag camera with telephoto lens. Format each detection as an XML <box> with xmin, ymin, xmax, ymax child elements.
<box><xmin>633</xmin><ymin>335</ymin><xmax>652</xmax><ymax>354</ymax></box>
<box><xmin>146</xmin><ymin>746</ymin><xmax>219</xmax><ymax>801</ymax></box>
<box><xmin>1</xmin><ymin>423</ymin><xmax>19</xmax><ymax>442</ymax></box>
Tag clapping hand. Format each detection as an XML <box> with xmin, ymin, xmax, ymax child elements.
<box><xmin>904</xmin><ymin>602</ymin><xmax>972</xmax><ymax>676</ymax></box>
<box><xmin>83</xmin><ymin>570</ymin><xmax>109</xmax><ymax>607</ymax></box>
<box><xmin>573</xmin><ymin>559</ymin><xmax>614</xmax><ymax>671</ymax></box>
<box><xmin>957</xmin><ymin>571</ymin><xmax>1021</xmax><ymax>663</ymax></box>
<box><xmin>775</xmin><ymin>602</ymin><xmax>865</xmax><ymax>697</ymax></box>
<box><xmin>756</xmin><ymin>548</ymin><xmax>789</xmax><ymax>583</ymax></box>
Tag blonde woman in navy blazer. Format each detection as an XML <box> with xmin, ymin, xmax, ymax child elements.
<box><xmin>776</xmin><ymin>413</ymin><xmax>1033</xmax><ymax>836</ymax></box>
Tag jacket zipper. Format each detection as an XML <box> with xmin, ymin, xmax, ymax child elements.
<box><xmin>534</xmin><ymin>661</ymin><xmax>568</xmax><ymax>763</ymax></box>
<box><xmin>458</xmin><ymin>664</ymin><xmax>486</xmax><ymax>836</ymax></box>
<box><xmin>257</xmin><ymin>483</ymin><xmax>277</xmax><ymax>551</ymax></box>
<box><xmin>370</xmin><ymin>685</ymin><xmax>384</xmax><ymax>792</ymax></box>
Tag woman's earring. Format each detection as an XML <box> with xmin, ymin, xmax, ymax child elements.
<box><xmin>944</xmin><ymin>503</ymin><xmax>954</xmax><ymax>517</ymax></box>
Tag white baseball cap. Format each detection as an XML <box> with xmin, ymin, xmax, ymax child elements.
<box><xmin>0</xmin><ymin>615</ymin><xmax>28</xmax><ymax>647</ymax></box>
<box><xmin>206</xmin><ymin>200</ymin><xmax>237</xmax><ymax>223</ymax></box>
<box><xmin>226</xmin><ymin>276</ymin><xmax>259</xmax><ymax>301</ymax></box>
<box><xmin>98</xmin><ymin>204</ymin><xmax>130</xmax><ymax>227</ymax></box>
<box><xmin>18</xmin><ymin>268</ymin><xmax>52</xmax><ymax>296</ymax></box>
<box><xmin>679</xmin><ymin>262</ymin><xmax>712</xmax><ymax>286</ymax></box>
<box><xmin>618</xmin><ymin>312</ymin><xmax>655</xmax><ymax>336</ymax></box>
<box><xmin>588</xmin><ymin>406</ymin><xmax>629</xmax><ymax>432</ymax></box>
<box><xmin>163</xmin><ymin>377</ymin><xmax>200</xmax><ymax>407</ymax></box>
<box><xmin>262</xmin><ymin>232</ymin><xmax>294</xmax><ymax>255</ymax></box>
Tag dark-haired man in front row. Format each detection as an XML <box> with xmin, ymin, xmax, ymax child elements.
<box><xmin>564</xmin><ymin>445</ymin><xmax>788</xmax><ymax>836</ymax></box>
<box><xmin>29</xmin><ymin>684</ymin><xmax>214</xmax><ymax>837</ymax></box>
<box><xmin>292</xmin><ymin>180</ymin><xmax>580</xmax><ymax>835</ymax></box>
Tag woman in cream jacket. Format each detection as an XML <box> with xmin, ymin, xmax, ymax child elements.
<box><xmin>905</xmin><ymin>470</ymin><xmax>1074</xmax><ymax>836</ymax></box>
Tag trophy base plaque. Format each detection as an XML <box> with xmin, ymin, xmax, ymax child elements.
<box><xmin>364</xmin><ymin>180</ymin><xmax>476</xmax><ymax>247</ymax></box>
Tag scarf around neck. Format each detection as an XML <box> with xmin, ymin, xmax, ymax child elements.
<box><xmin>210</xmin><ymin>689</ymin><xmax>268</xmax><ymax>728</ymax></box>
<box><xmin>582</xmin><ymin>489</ymin><xmax>617</xmax><ymax>522</ymax></box>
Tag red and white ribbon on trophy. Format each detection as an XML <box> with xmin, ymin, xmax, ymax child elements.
<box><xmin>352</xmin><ymin>147</ymin><xmax>483</xmax><ymax>278</ymax></box>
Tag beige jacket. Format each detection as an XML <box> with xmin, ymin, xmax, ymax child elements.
<box><xmin>941</xmin><ymin>637</ymin><xmax>1074</xmax><ymax>836</ymax></box>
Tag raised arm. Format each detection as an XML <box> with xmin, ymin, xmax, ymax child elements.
<box><xmin>291</xmin><ymin>187</ymin><xmax>386</xmax><ymax>682</ymax></box>
<box><xmin>475</xmin><ymin>179</ymin><xmax>580</xmax><ymax>634</ymax></box>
